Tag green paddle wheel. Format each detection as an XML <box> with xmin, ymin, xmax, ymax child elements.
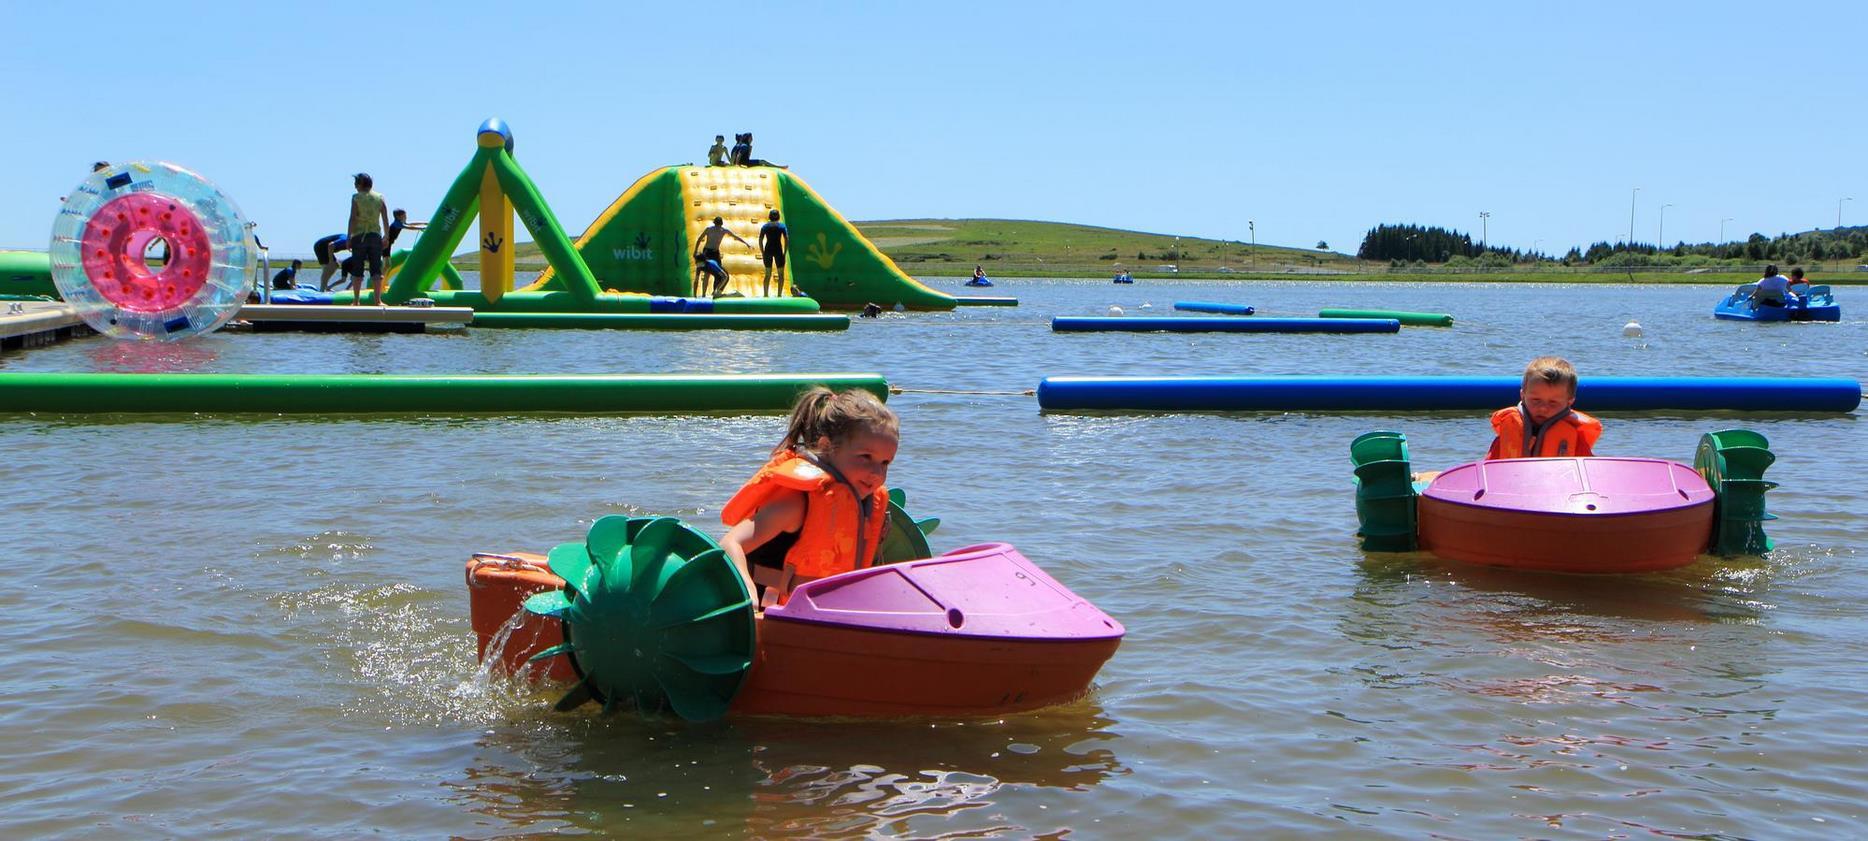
<box><xmin>524</xmin><ymin>494</ymin><xmax>941</xmax><ymax>721</ymax></box>
<box><xmin>1694</xmin><ymin>429</ymin><xmax>1779</xmax><ymax>555</ymax></box>
<box><xmin>524</xmin><ymin>516</ymin><xmax>756</xmax><ymax>720</ymax></box>
<box><xmin>1350</xmin><ymin>430</ymin><xmax>1420</xmax><ymax>551</ymax></box>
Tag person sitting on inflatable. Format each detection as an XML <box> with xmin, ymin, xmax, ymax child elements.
<box><xmin>720</xmin><ymin>387</ymin><xmax>899</xmax><ymax>607</ymax></box>
<box><xmin>1486</xmin><ymin>356</ymin><xmax>1601</xmax><ymax>459</ymax></box>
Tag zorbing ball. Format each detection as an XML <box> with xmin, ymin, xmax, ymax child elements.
<box><xmin>49</xmin><ymin>161</ymin><xmax>255</xmax><ymax>341</ymax></box>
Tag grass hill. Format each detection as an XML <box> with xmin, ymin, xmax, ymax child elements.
<box><xmin>851</xmin><ymin>219</ymin><xmax>1352</xmax><ymax>276</ymax></box>
<box><xmin>490</xmin><ymin>218</ymin><xmax>1352</xmax><ymax>277</ymax></box>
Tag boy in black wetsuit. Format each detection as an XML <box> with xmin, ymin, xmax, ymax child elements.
<box><xmin>759</xmin><ymin>210</ymin><xmax>788</xmax><ymax>296</ymax></box>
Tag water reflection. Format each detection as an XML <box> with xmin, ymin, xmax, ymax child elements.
<box><xmin>84</xmin><ymin>335</ymin><xmax>222</xmax><ymax>372</ymax></box>
<box><xmin>447</xmin><ymin>701</ymin><xmax>1123</xmax><ymax>838</ymax></box>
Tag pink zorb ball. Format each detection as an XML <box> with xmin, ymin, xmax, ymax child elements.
<box><xmin>50</xmin><ymin>162</ymin><xmax>255</xmax><ymax>340</ymax></box>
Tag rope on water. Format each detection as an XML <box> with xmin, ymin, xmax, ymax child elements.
<box><xmin>890</xmin><ymin>387</ymin><xmax>1036</xmax><ymax>397</ymax></box>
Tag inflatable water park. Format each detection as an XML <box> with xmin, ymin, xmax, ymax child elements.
<box><xmin>10</xmin><ymin>119</ymin><xmax>974</xmax><ymax>328</ymax></box>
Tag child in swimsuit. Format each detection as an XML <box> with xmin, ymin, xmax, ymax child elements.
<box><xmin>720</xmin><ymin>387</ymin><xmax>899</xmax><ymax>606</ymax></box>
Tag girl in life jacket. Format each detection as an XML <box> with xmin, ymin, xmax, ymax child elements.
<box><xmin>1486</xmin><ymin>356</ymin><xmax>1602</xmax><ymax>460</ymax></box>
<box><xmin>721</xmin><ymin>387</ymin><xmax>900</xmax><ymax>606</ymax></box>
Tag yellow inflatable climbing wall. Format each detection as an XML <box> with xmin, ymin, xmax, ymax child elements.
<box><xmin>681</xmin><ymin>167</ymin><xmax>786</xmax><ymax>297</ymax></box>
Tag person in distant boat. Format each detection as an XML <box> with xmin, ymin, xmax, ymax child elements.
<box><xmin>707</xmin><ymin>134</ymin><xmax>730</xmax><ymax>166</ymax></box>
<box><xmin>970</xmin><ymin>265</ymin><xmax>989</xmax><ymax>285</ymax></box>
<box><xmin>693</xmin><ymin>216</ymin><xmax>753</xmax><ymax>297</ymax></box>
<box><xmin>313</xmin><ymin>233</ymin><xmax>349</xmax><ymax>291</ymax></box>
<box><xmin>1750</xmin><ymin>264</ymin><xmax>1793</xmax><ymax>307</ymax></box>
<box><xmin>1787</xmin><ymin>267</ymin><xmax>1809</xmax><ymax>298</ymax></box>
<box><xmin>1486</xmin><ymin>356</ymin><xmax>1601</xmax><ymax>460</ymax></box>
<box><xmin>759</xmin><ymin>209</ymin><xmax>789</xmax><ymax>297</ymax></box>
<box><xmin>731</xmin><ymin>132</ymin><xmax>787</xmax><ymax>168</ymax></box>
<box><xmin>720</xmin><ymin>387</ymin><xmax>899</xmax><ymax>607</ymax></box>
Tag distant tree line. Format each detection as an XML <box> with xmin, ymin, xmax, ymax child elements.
<box><xmin>1360</xmin><ymin>222</ymin><xmax>1868</xmax><ymax>267</ymax></box>
<box><xmin>1575</xmin><ymin>226</ymin><xmax>1868</xmax><ymax>266</ymax></box>
<box><xmin>1356</xmin><ymin>224</ymin><xmax>1518</xmax><ymax>262</ymax></box>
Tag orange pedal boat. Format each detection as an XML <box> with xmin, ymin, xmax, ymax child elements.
<box><xmin>467</xmin><ymin>538</ymin><xmax>1124</xmax><ymax>718</ymax></box>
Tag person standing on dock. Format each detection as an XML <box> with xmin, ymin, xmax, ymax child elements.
<box><xmin>345</xmin><ymin>173</ymin><xmax>391</xmax><ymax>305</ymax></box>
<box><xmin>759</xmin><ymin>209</ymin><xmax>789</xmax><ymax>297</ymax></box>
<box><xmin>693</xmin><ymin>216</ymin><xmax>753</xmax><ymax>297</ymax></box>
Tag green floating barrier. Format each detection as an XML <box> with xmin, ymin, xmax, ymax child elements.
<box><xmin>1695</xmin><ymin>429</ymin><xmax>1779</xmax><ymax>555</ymax></box>
<box><xmin>469</xmin><ymin>312</ymin><xmax>848</xmax><ymax>331</ymax></box>
<box><xmin>0</xmin><ymin>372</ymin><xmax>887</xmax><ymax>415</ymax></box>
<box><xmin>525</xmin><ymin>516</ymin><xmax>756</xmax><ymax>720</ymax></box>
<box><xmin>1320</xmin><ymin>308</ymin><xmax>1454</xmax><ymax>327</ymax></box>
<box><xmin>953</xmin><ymin>296</ymin><xmax>1019</xmax><ymax>307</ymax></box>
<box><xmin>1350</xmin><ymin>430</ymin><xmax>1419</xmax><ymax>551</ymax></box>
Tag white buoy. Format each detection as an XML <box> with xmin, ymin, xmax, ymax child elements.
<box><xmin>1139</xmin><ymin>301</ymin><xmax>1153</xmax><ymax>309</ymax></box>
<box><xmin>1108</xmin><ymin>305</ymin><xmax>1124</xmax><ymax>316</ymax></box>
<box><xmin>1622</xmin><ymin>321</ymin><xmax>1643</xmax><ymax>338</ymax></box>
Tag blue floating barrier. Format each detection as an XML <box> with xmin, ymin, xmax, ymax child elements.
<box><xmin>1173</xmin><ymin>301</ymin><xmax>1256</xmax><ymax>315</ymax></box>
<box><xmin>1036</xmin><ymin>376</ymin><xmax>1864</xmax><ymax>413</ymax></box>
<box><xmin>1052</xmin><ymin>317</ymin><xmax>1398</xmax><ymax>334</ymax></box>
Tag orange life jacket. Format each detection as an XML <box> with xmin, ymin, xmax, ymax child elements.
<box><xmin>1487</xmin><ymin>404</ymin><xmax>1602</xmax><ymax>459</ymax></box>
<box><xmin>721</xmin><ymin>452</ymin><xmax>889</xmax><ymax>580</ymax></box>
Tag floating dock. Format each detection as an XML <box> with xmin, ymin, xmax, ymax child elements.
<box><xmin>1053</xmin><ymin>316</ymin><xmax>1399</xmax><ymax>334</ymax></box>
<box><xmin>0</xmin><ymin>301</ymin><xmax>91</xmax><ymax>350</ymax></box>
<box><xmin>1037</xmin><ymin>375</ymin><xmax>1864</xmax><ymax>413</ymax></box>
<box><xmin>235</xmin><ymin>304</ymin><xmax>475</xmax><ymax>333</ymax></box>
<box><xmin>0</xmin><ymin>372</ymin><xmax>889</xmax><ymax>414</ymax></box>
<box><xmin>467</xmin><ymin>312</ymin><xmax>849</xmax><ymax>331</ymax></box>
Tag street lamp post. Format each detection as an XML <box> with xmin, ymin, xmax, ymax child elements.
<box><xmin>1248</xmin><ymin>220</ymin><xmax>1256</xmax><ymax>270</ymax></box>
<box><xmin>1841</xmin><ymin>197</ymin><xmax>1854</xmax><ymax>229</ymax></box>
<box><xmin>1658</xmin><ymin>204</ymin><xmax>1673</xmax><ymax>252</ymax></box>
<box><xmin>1720</xmin><ymin>217</ymin><xmax>1734</xmax><ymax>242</ymax></box>
<box><xmin>1478</xmin><ymin>211</ymin><xmax>1490</xmax><ymax>251</ymax></box>
<box><xmin>1532</xmin><ymin>239</ymin><xmax>1543</xmax><ymax>260</ymax></box>
<box><xmin>1629</xmin><ymin>187</ymin><xmax>1640</xmax><ymax>246</ymax></box>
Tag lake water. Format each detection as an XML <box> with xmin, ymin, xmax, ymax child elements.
<box><xmin>1</xmin><ymin>279</ymin><xmax>1863</xmax><ymax>838</ymax></box>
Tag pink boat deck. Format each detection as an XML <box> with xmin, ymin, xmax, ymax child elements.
<box><xmin>1418</xmin><ymin>458</ymin><xmax>1716</xmax><ymax>573</ymax></box>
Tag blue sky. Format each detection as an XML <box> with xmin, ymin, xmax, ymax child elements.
<box><xmin>3</xmin><ymin>1</ymin><xmax>1860</xmax><ymax>259</ymax></box>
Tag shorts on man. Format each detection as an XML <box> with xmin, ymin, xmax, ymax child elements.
<box><xmin>350</xmin><ymin>232</ymin><xmax>385</xmax><ymax>278</ymax></box>
<box><xmin>313</xmin><ymin>233</ymin><xmax>347</xmax><ymax>266</ymax></box>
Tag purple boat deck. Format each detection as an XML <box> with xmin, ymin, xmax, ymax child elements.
<box><xmin>1418</xmin><ymin>457</ymin><xmax>1718</xmax><ymax>572</ymax></box>
<box><xmin>1423</xmin><ymin>457</ymin><xmax>1715</xmax><ymax>515</ymax></box>
<box><xmin>765</xmin><ymin>542</ymin><xmax>1126</xmax><ymax>642</ymax></box>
